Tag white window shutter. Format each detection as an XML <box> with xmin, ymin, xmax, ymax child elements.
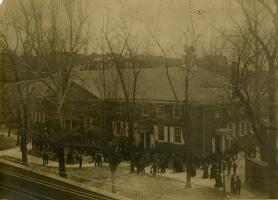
<box><xmin>42</xmin><ymin>113</ymin><xmax>45</xmax><ymax>123</ymax></box>
<box><xmin>112</xmin><ymin>121</ymin><xmax>116</xmax><ymax>135</ymax></box>
<box><xmin>239</xmin><ymin>122</ymin><xmax>242</xmax><ymax>136</ymax></box>
<box><xmin>169</xmin><ymin>127</ymin><xmax>174</xmax><ymax>143</ymax></box>
<box><xmin>245</xmin><ymin>121</ymin><xmax>248</xmax><ymax>135</ymax></box>
<box><xmin>125</xmin><ymin>123</ymin><xmax>129</xmax><ymax>137</ymax></box>
<box><xmin>154</xmin><ymin>125</ymin><xmax>158</xmax><ymax>141</ymax></box>
<box><xmin>164</xmin><ymin>126</ymin><xmax>168</xmax><ymax>142</ymax></box>
<box><xmin>232</xmin><ymin>123</ymin><xmax>236</xmax><ymax>138</ymax></box>
<box><xmin>181</xmin><ymin>129</ymin><xmax>185</xmax><ymax>144</ymax></box>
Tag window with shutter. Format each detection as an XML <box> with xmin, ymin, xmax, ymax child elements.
<box><xmin>158</xmin><ymin>126</ymin><xmax>164</xmax><ymax>141</ymax></box>
<box><xmin>174</xmin><ymin>127</ymin><xmax>182</xmax><ymax>143</ymax></box>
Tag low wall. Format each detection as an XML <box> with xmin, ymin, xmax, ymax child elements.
<box><xmin>245</xmin><ymin>157</ymin><xmax>270</xmax><ymax>193</ymax></box>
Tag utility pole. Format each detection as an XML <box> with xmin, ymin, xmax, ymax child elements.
<box><xmin>202</xmin><ymin>107</ymin><xmax>206</xmax><ymax>156</ymax></box>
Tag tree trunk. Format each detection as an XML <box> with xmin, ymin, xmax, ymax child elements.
<box><xmin>7</xmin><ymin>127</ymin><xmax>10</xmax><ymax>137</ymax></box>
<box><xmin>186</xmin><ymin>148</ymin><xmax>192</xmax><ymax>188</ymax></box>
<box><xmin>267</xmin><ymin>62</ymin><xmax>278</xmax><ymax>199</ymax></box>
<box><xmin>111</xmin><ymin>170</ymin><xmax>116</xmax><ymax>193</ymax></box>
<box><xmin>20</xmin><ymin>104</ymin><xmax>28</xmax><ymax>165</ymax></box>
<box><xmin>58</xmin><ymin>145</ymin><xmax>66</xmax><ymax>178</ymax></box>
<box><xmin>184</xmin><ymin>68</ymin><xmax>191</xmax><ymax>188</ymax></box>
<box><xmin>128</xmin><ymin>120</ymin><xmax>135</xmax><ymax>173</ymax></box>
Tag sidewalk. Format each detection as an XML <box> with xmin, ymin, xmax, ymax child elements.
<box><xmin>148</xmin><ymin>153</ymin><xmax>268</xmax><ymax>199</ymax></box>
<box><xmin>0</xmin><ymin>131</ymin><xmax>107</xmax><ymax>168</ymax></box>
<box><xmin>0</xmin><ymin>144</ymin><xmax>110</xmax><ymax>168</ymax></box>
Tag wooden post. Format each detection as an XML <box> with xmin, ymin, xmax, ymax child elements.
<box><xmin>202</xmin><ymin>107</ymin><xmax>206</xmax><ymax>156</ymax></box>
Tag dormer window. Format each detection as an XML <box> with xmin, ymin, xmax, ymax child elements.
<box><xmin>215</xmin><ymin>111</ymin><xmax>220</xmax><ymax>119</ymax></box>
<box><xmin>173</xmin><ymin>106</ymin><xmax>182</xmax><ymax>119</ymax></box>
<box><xmin>142</xmin><ymin>104</ymin><xmax>152</xmax><ymax>117</ymax></box>
<box><xmin>156</xmin><ymin>105</ymin><xmax>165</xmax><ymax>117</ymax></box>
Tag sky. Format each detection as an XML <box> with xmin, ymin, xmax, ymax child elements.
<box><xmin>0</xmin><ymin>0</ymin><xmax>271</xmax><ymax>58</ymax></box>
<box><xmin>86</xmin><ymin>0</ymin><xmax>242</xmax><ymax>56</ymax></box>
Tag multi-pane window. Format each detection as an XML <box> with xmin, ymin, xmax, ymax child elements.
<box><xmin>239</xmin><ymin>121</ymin><xmax>246</xmax><ymax>136</ymax></box>
<box><xmin>38</xmin><ymin>113</ymin><xmax>41</xmax><ymax>122</ymax></box>
<box><xmin>228</xmin><ymin>123</ymin><xmax>236</xmax><ymax>138</ymax></box>
<box><xmin>215</xmin><ymin>111</ymin><xmax>220</xmax><ymax>119</ymax></box>
<box><xmin>64</xmin><ymin>120</ymin><xmax>72</xmax><ymax>130</ymax></box>
<box><xmin>174</xmin><ymin>127</ymin><xmax>182</xmax><ymax>143</ymax></box>
<box><xmin>34</xmin><ymin>112</ymin><xmax>38</xmax><ymax>122</ymax></box>
<box><xmin>156</xmin><ymin>105</ymin><xmax>165</xmax><ymax>117</ymax></box>
<box><xmin>116</xmin><ymin>121</ymin><xmax>122</xmax><ymax>135</ymax></box>
<box><xmin>142</xmin><ymin>104</ymin><xmax>152</xmax><ymax>116</ymax></box>
<box><xmin>42</xmin><ymin>113</ymin><xmax>46</xmax><ymax>123</ymax></box>
<box><xmin>115</xmin><ymin>103</ymin><xmax>122</xmax><ymax>114</ymax></box>
<box><xmin>90</xmin><ymin>117</ymin><xmax>94</xmax><ymax>129</ymax></box>
<box><xmin>250</xmin><ymin>123</ymin><xmax>254</xmax><ymax>134</ymax></box>
<box><xmin>173</xmin><ymin>106</ymin><xmax>182</xmax><ymax>119</ymax></box>
<box><xmin>245</xmin><ymin>121</ymin><xmax>248</xmax><ymax>135</ymax></box>
<box><xmin>158</xmin><ymin>126</ymin><xmax>164</xmax><ymax>141</ymax></box>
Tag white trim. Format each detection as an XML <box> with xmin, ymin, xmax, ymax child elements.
<box><xmin>164</xmin><ymin>126</ymin><xmax>168</xmax><ymax>142</ymax></box>
<box><xmin>169</xmin><ymin>127</ymin><xmax>174</xmax><ymax>143</ymax></box>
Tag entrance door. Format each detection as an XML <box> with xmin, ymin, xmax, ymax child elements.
<box><xmin>145</xmin><ymin>131</ymin><xmax>151</xmax><ymax>150</ymax></box>
<box><xmin>215</xmin><ymin>136</ymin><xmax>221</xmax><ymax>153</ymax></box>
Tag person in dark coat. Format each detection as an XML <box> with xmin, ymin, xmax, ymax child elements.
<box><xmin>235</xmin><ymin>176</ymin><xmax>241</xmax><ymax>194</ymax></box>
<box><xmin>233</xmin><ymin>161</ymin><xmax>238</xmax><ymax>175</ymax></box>
<box><xmin>231</xmin><ymin>175</ymin><xmax>235</xmax><ymax>193</ymax></box>
<box><xmin>78</xmin><ymin>155</ymin><xmax>83</xmax><ymax>168</ymax></box>
<box><xmin>99</xmin><ymin>154</ymin><xmax>103</xmax><ymax>167</ymax></box>
<box><xmin>173</xmin><ymin>154</ymin><xmax>177</xmax><ymax>173</ymax></box>
<box><xmin>45</xmin><ymin>151</ymin><xmax>49</xmax><ymax>164</ymax></box>
<box><xmin>217</xmin><ymin>161</ymin><xmax>222</xmax><ymax>173</ymax></box>
<box><xmin>203</xmin><ymin>162</ymin><xmax>209</xmax><ymax>178</ymax></box>
<box><xmin>151</xmin><ymin>162</ymin><xmax>158</xmax><ymax>177</ymax></box>
<box><xmin>214</xmin><ymin>172</ymin><xmax>223</xmax><ymax>188</ymax></box>
<box><xmin>210</xmin><ymin>163</ymin><xmax>217</xmax><ymax>179</ymax></box>
<box><xmin>227</xmin><ymin>159</ymin><xmax>232</xmax><ymax>175</ymax></box>
<box><xmin>94</xmin><ymin>153</ymin><xmax>99</xmax><ymax>167</ymax></box>
<box><xmin>91</xmin><ymin>152</ymin><xmax>95</xmax><ymax>163</ymax></box>
<box><xmin>222</xmin><ymin>161</ymin><xmax>226</xmax><ymax>172</ymax></box>
<box><xmin>42</xmin><ymin>151</ymin><xmax>46</xmax><ymax>165</ymax></box>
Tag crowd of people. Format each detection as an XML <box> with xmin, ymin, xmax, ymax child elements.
<box><xmin>34</xmin><ymin>129</ymin><xmax>246</xmax><ymax>196</ymax></box>
<box><xmin>146</xmin><ymin>144</ymin><xmax>243</xmax><ymax>195</ymax></box>
<box><xmin>198</xmin><ymin>144</ymin><xmax>243</xmax><ymax>195</ymax></box>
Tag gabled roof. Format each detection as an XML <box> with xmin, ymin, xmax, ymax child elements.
<box><xmin>3</xmin><ymin>75</ymin><xmax>100</xmax><ymax>103</ymax></box>
<box><xmin>73</xmin><ymin>66</ymin><xmax>231</xmax><ymax>103</ymax></box>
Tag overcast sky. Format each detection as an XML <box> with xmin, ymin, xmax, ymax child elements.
<box><xmin>0</xmin><ymin>0</ymin><xmax>268</xmax><ymax>58</ymax></box>
<box><xmin>87</xmin><ymin>0</ymin><xmax>243</xmax><ymax>56</ymax></box>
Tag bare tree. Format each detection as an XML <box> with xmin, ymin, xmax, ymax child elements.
<box><xmin>212</xmin><ymin>0</ymin><xmax>278</xmax><ymax>197</ymax></box>
<box><xmin>0</xmin><ymin>0</ymin><xmax>89</xmax><ymax>177</ymax></box>
<box><xmin>101</xmin><ymin>20</ymin><xmax>142</xmax><ymax>173</ymax></box>
<box><xmin>151</xmin><ymin>28</ymin><xmax>198</xmax><ymax>188</ymax></box>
